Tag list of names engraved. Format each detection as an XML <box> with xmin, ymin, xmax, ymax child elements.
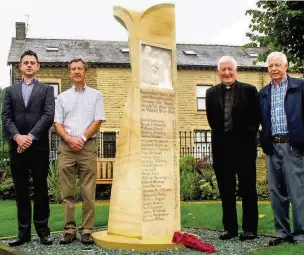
<box><xmin>141</xmin><ymin>89</ymin><xmax>179</xmax><ymax>236</ymax></box>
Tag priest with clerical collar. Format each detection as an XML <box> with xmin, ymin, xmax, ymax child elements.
<box><xmin>205</xmin><ymin>56</ymin><xmax>260</xmax><ymax>241</ymax></box>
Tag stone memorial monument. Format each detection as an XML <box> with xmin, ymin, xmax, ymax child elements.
<box><xmin>92</xmin><ymin>3</ymin><xmax>182</xmax><ymax>252</ymax></box>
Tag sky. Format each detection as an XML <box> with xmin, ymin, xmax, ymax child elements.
<box><xmin>0</xmin><ymin>0</ymin><xmax>257</xmax><ymax>88</ymax></box>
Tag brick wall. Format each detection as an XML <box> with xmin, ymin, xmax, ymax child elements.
<box><xmin>176</xmin><ymin>69</ymin><xmax>272</xmax><ymax>131</ymax></box>
<box><xmin>96</xmin><ymin>68</ymin><xmax>131</xmax><ymax>129</ymax></box>
<box><xmin>12</xmin><ymin>66</ymin><xmax>302</xmax><ymax>132</ymax></box>
<box><xmin>12</xmin><ymin>66</ymin><xmax>303</xmax><ymax>132</ymax></box>
<box><xmin>12</xmin><ymin>66</ymin><xmax>303</xmax><ymax>182</ymax></box>
<box><xmin>12</xmin><ymin>67</ymin><xmax>98</xmax><ymax>92</ymax></box>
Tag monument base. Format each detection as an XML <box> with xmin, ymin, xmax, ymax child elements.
<box><xmin>92</xmin><ymin>231</ymin><xmax>184</xmax><ymax>252</ymax></box>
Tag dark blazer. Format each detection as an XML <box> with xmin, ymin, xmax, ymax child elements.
<box><xmin>259</xmin><ymin>76</ymin><xmax>304</xmax><ymax>154</ymax></box>
<box><xmin>1</xmin><ymin>81</ymin><xmax>55</xmax><ymax>151</ymax></box>
<box><xmin>206</xmin><ymin>81</ymin><xmax>259</xmax><ymax>151</ymax></box>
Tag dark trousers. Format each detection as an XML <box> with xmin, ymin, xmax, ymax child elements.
<box><xmin>212</xmin><ymin>134</ymin><xmax>258</xmax><ymax>234</ymax></box>
<box><xmin>10</xmin><ymin>147</ymin><xmax>50</xmax><ymax>238</ymax></box>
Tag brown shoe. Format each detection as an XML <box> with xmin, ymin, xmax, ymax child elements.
<box><xmin>59</xmin><ymin>233</ymin><xmax>76</xmax><ymax>245</ymax></box>
<box><xmin>81</xmin><ymin>233</ymin><xmax>94</xmax><ymax>245</ymax></box>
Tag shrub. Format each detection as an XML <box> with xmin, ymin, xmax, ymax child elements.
<box><xmin>0</xmin><ymin>163</ymin><xmax>11</xmax><ymax>179</ymax></box>
<box><xmin>0</xmin><ymin>177</ymin><xmax>15</xmax><ymax>199</ymax></box>
<box><xmin>96</xmin><ymin>184</ymin><xmax>111</xmax><ymax>200</ymax></box>
<box><xmin>197</xmin><ymin>158</ymin><xmax>219</xmax><ymax>200</ymax></box>
<box><xmin>180</xmin><ymin>156</ymin><xmax>200</xmax><ymax>201</ymax></box>
<box><xmin>48</xmin><ymin>161</ymin><xmax>61</xmax><ymax>203</ymax></box>
<box><xmin>48</xmin><ymin>161</ymin><xmax>81</xmax><ymax>203</ymax></box>
<box><xmin>199</xmin><ymin>166</ymin><xmax>220</xmax><ymax>200</ymax></box>
<box><xmin>180</xmin><ymin>156</ymin><xmax>197</xmax><ymax>174</ymax></box>
<box><xmin>257</xmin><ymin>180</ymin><xmax>270</xmax><ymax>200</ymax></box>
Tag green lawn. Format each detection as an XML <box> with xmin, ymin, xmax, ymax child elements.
<box><xmin>0</xmin><ymin>200</ymin><xmax>109</xmax><ymax>238</ymax></box>
<box><xmin>252</xmin><ymin>243</ymin><xmax>304</xmax><ymax>255</ymax></box>
<box><xmin>1</xmin><ymin>200</ymin><xmax>303</xmax><ymax>254</ymax></box>
<box><xmin>181</xmin><ymin>202</ymin><xmax>275</xmax><ymax>235</ymax></box>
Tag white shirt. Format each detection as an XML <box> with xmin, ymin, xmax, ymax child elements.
<box><xmin>54</xmin><ymin>84</ymin><xmax>106</xmax><ymax>137</ymax></box>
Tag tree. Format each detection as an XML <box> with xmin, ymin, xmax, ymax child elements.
<box><xmin>245</xmin><ymin>1</ymin><xmax>304</xmax><ymax>72</ymax></box>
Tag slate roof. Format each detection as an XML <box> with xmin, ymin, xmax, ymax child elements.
<box><xmin>7</xmin><ymin>38</ymin><xmax>266</xmax><ymax>70</ymax></box>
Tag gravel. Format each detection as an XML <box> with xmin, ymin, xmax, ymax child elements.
<box><xmin>0</xmin><ymin>227</ymin><xmax>273</xmax><ymax>255</ymax></box>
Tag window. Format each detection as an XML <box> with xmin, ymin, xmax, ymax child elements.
<box><xmin>46</xmin><ymin>47</ymin><xmax>59</xmax><ymax>52</ymax></box>
<box><xmin>39</xmin><ymin>79</ymin><xmax>61</xmax><ymax>99</ymax></box>
<box><xmin>98</xmin><ymin>132</ymin><xmax>117</xmax><ymax>158</ymax></box>
<box><xmin>46</xmin><ymin>83</ymin><xmax>59</xmax><ymax>99</ymax></box>
<box><xmin>194</xmin><ymin>130</ymin><xmax>212</xmax><ymax>160</ymax></box>
<box><xmin>183</xmin><ymin>50</ymin><xmax>197</xmax><ymax>55</ymax></box>
<box><xmin>49</xmin><ymin>132</ymin><xmax>60</xmax><ymax>161</ymax></box>
<box><xmin>247</xmin><ymin>52</ymin><xmax>258</xmax><ymax>57</ymax></box>
<box><xmin>196</xmin><ymin>85</ymin><xmax>212</xmax><ymax>110</ymax></box>
<box><xmin>120</xmin><ymin>48</ymin><xmax>129</xmax><ymax>53</ymax></box>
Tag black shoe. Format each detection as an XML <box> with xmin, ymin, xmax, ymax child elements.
<box><xmin>219</xmin><ymin>231</ymin><xmax>238</xmax><ymax>240</ymax></box>
<box><xmin>9</xmin><ymin>237</ymin><xmax>31</xmax><ymax>246</ymax></box>
<box><xmin>269</xmin><ymin>237</ymin><xmax>288</xmax><ymax>246</ymax></box>
<box><xmin>239</xmin><ymin>231</ymin><xmax>257</xmax><ymax>241</ymax></box>
<box><xmin>59</xmin><ymin>233</ymin><xmax>76</xmax><ymax>245</ymax></box>
<box><xmin>40</xmin><ymin>235</ymin><xmax>53</xmax><ymax>245</ymax></box>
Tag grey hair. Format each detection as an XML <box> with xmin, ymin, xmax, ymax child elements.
<box><xmin>266</xmin><ymin>52</ymin><xmax>288</xmax><ymax>65</ymax></box>
<box><xmin>217</xmin><ymin>56</ymin><xmax>237</xmax><ymax>70</ymax></box>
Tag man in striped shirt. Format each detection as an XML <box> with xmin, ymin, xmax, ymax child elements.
<box><xmin>259</xmin><ymin>52</ymin><xmax>304</xmax><ymax>246</ymax></box>
<box><xmin>54</xmin><ymin>58</ymin><xmax>106</xmax><ymax>245</ymax></box>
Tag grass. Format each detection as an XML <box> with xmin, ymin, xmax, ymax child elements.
<box><xmin>181</xmin><ymin>202</ymin><xmax>275</xmax><ymax>235</ymax></box>
<box><xmin>1</xmin><ymin>200</ymin><xmax>303</xmax><ymax>254</ymax></box>
<box><xmin>0</xmin><ymin>200</ymin><xmax>109</xmax><ymax>238</ymax></box>
<box><xmin>252</xmin><ymin>243</ymin><xmax>304</xmax><ymax>255</ymax></box>
<box><xmin>182</xmin><ymin>202</ymin><xmax>304</xmax><ymax>255</ymax></box>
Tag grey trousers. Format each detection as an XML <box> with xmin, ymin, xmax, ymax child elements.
<box><xmin>266</xmin><ymin>143</ymin><xmax>304</xmax><ymax>241</ymax></box>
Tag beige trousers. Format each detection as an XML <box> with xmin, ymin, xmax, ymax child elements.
<box><xmin>58</xmin><ymin>139</ymin><xmax>97</xmax><ymax>234</ymax></box>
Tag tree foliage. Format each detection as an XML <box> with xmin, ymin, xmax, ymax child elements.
<box><xmin>245</xmin><ymin>1</ymin><xmax>304</xmax><ymax>71</ymax></box>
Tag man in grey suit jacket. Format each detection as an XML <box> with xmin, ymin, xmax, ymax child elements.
<box><xmin>2</xmin><ymin>50</ymin><xmax>55</xmax><ymax>246</ymax></box>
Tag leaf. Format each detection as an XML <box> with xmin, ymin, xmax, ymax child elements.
<box><xmin>259</xmin><ymin>214</ymin><xmax>265</xmax><ymax>219</ymax></box>
<box><xmin>246</xmin><ymin>0</ymin><xmax>304</xmax><ymax>72</ymax></box>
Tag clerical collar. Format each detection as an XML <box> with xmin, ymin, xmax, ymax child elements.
<box><xmin>222</xmin><ymin>81</ymin><xmax>236</xmax><ymax>89</ymax></box>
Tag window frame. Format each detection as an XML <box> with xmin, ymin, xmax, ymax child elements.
<box><xmin>38</xmin><ymin>78</ymin><xmax>61</xmax><ymax>99</ymax></box>
<box><xmin>102</xmin><ymin>132</ymin><xmax>117</xmax><ymax>158</ymax></box>
<box><xmin>196</xmin><ymin>84</ymin><xmax>212</xmax><ymax>111</ymax></box>
<box><xmin>193</xmin><ymin>129</ymin><xmax>212</xmax><ymax>160</ymax></box>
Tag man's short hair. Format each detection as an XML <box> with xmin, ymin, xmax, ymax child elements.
<box><xmin>266</xmin><ymin>52</ymin><xmax>288</xmax><ymax>65</ymax></box>
<box><xmin>217</xmin><ymin>56</ymin><xmax>237</xmax><ymax>70</ymax></box>
<box><xmin>20</xmin><ymin>50</ymin><xmax>39</xmax><ymax>63</ymax></box>
<box><xmin>68</xmin><ymin>58</ymin><xmax>88</xmax><ymax>71</ymax></box>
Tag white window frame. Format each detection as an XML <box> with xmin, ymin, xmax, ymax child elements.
<box><xmin>38</xmin><ymin>78</ymin><xmax>61</xmax><ymax>99</ymax></box>
<box><xmin>196</xmin><ymin>85</ymin><xmax>212</xmax><ymax>111</ymax></box>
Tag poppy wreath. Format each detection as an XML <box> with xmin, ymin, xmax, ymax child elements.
<box><xmin>172</xmin><ymin>231</ymin><xmax>216</xmax><ymax>253</ymax></box>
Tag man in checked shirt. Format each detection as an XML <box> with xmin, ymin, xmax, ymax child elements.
<box><xmin>259</xmin><ymin>52</ymin><xmax>304</xmax><ymax>246</ymax></box>
<box><xmin>54</xmin><ymin>58</ymin><xmax>106</xmax><ymax>245</ymax></box>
